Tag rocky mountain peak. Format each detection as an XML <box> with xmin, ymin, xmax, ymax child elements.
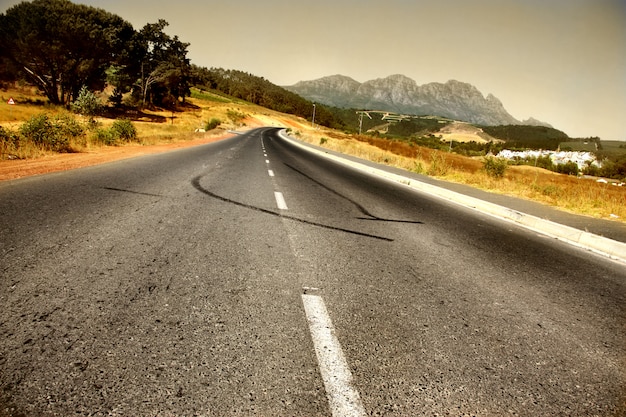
<box><xmin>284</xmin><ymin>74</ymin><xmax>550</xmax><ymax>127</ymax></box>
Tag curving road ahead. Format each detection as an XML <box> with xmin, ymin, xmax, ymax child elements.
<box><xmin>0</xmin><ymin>127</ymin><xmax>624</xmax><ymax>416</ymax></box>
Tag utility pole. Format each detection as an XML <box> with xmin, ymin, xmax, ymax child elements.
<box><xmin>356</xmin><ymin>110</ymin><xmax>372</xmax><ymax>135</ymax></box>
<box><xmin>312</xmin><ymin>103</ymin><xmax>316</xmax><ymax>129</ymax></box>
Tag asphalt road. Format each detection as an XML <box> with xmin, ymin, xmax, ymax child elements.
<box><xmin>0</xmin><ymin>127</ymin><xmax>624</xmax><ymax>416</ymax></box>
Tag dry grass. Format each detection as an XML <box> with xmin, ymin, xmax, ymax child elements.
<box><xmin>295</xmin><ymin>126</ymin><xmax>626</xmax><ymax>222</ymax></box>
<box><xmin>0</xmin><ymin>86</ymin><xmax>276</xmax><ymax>157</ymax></box>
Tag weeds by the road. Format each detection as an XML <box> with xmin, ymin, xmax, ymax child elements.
<box><xmin>294</xmin><ymin>129</ymin><xmax>626</xmax><ymax>222</ymax></box>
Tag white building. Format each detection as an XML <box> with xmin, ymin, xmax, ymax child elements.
<box><xmin>496</xmin><ymin>150</ymin><xmax>601</xmax><ymax>170</ymax></box>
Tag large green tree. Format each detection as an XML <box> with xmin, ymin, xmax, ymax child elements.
<box><xmin>135</xmin><ymin>20</ymin><xmax>191</xmax><ymax>107</ymax></box>
<box><xmin>0</xmin><ymin>0</ymin><xmax>134</xmax><ymax>105</ymax></box>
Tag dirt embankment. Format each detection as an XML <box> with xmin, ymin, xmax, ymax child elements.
<box><xmin>0</xmin><ymin>133</ymin><xmax>232</xmax><ymax>182</ymax></box>
<box><xmin>0</xmin><ymin>111</ymin><xmax>312</xmax><ymax>182</ymax></box>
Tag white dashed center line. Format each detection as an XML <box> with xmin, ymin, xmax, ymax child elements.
<box><xmin>264</xmin><ymin>138</ymin><xmax>363</xmax><ymax>414</ymax></box>
<box><xmin>302</xmin><ymin>294</ymin><xmax>366</xmax><ymax>417</ymax></box>
<box><xmin>274</xmin><ymin>191</ymin><xmax>288</xmax><ymax>210</ymax></box>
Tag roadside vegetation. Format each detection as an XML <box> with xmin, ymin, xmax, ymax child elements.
<box><xmin>0</xmin><ymin>84</ymin><xmax>274</xmax><ymax>159</ymax></box>
<box><xmin>289</xmin><ymin>128</ymin><xmax>626</xmax><ymax>222</ymax></box>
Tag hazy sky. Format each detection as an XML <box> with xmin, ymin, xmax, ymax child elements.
<box><xmin>2</xmin><ymin>0</ymin><xmax>625</xmax><ymax>140</ymax></box>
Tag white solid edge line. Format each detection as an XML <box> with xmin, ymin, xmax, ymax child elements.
<box><xmin>277</xmin><ymin>130</ymin><xmax>626</xmax><ymax>264</ymax></box>
<box><xmin>302</xmin><ymin>294</ymin><xmax>366</xmax><ymax>417</ymax></box>
<box><xmin>274</xmin><ymin>191</ymin><xmax>288</xmax><ymax>210</ymax></box>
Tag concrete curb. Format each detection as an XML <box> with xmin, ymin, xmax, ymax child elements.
<box><xmin>278</xmin><ymin>130</ymin><xmax>626</xmax><ymax>263</ymax></box>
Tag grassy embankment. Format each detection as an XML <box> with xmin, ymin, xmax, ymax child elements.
<box><xmin>1</xmin><ymin>85</ymin><xmax>625</xmax><ymax>222</ymax></box>
<box><xmin>289</xmin><ymin>127</ymin><xmax>626</xmax><ymax>223</ymax></box>
<box><xmin>0</xmin><ymin>86</ymin><xmax>297</xmax><ymax>159</ymax></box>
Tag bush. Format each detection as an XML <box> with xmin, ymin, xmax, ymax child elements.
<box><xmin>413</xmin><ymin>160</ymin><xmax>425</xmax><ymax>174</ymax></box>
<box><xmin>108</xmin><ymin>88</ymin><xmax>123</xmax><ymax>108</ymax></box>
<box><xmin>57</xmin><ymin>113</ymin><xmax>84</xmax><ymax>138</ymax></box>
<box><xmin>110</xmin><ymin>119</ymin><xmax>137</xmax><ymax>142</ymax></box>
<box><xmin>556</xmin><ymin>161</ymin><xmax>579</xmax><ymax>176</ymax></box>
<box><xmin>20</xmin><ymin>114</ymin><xmax>52</xmax><ymax>147</ymax></box>
<box><xmin>533</xmin><ymin>155</ymin><xmax>554</xmax><ymax>171</ymax></box>
<box><xmin>56</xmin><ymin>114</ymin><xmax>86</xmax><ymax>148</ymax></box>
<box><xmin>582</xmin><ymin>162</ymin><xmax>600</xmax><ymax>177</ymax></box>
<box><xmin>92</xmin><ymin>128</ymin><xmax>115</xmax><ymax>145</ymax></box>
<box><xmin>226</xmin><ymin>109</ymin><xmax>246</xmax><ymax>124</ymax></box>
<box><xmin>205</xmin><ymin>118</ymin><xmax>221</xmax><ymax>130</ymax></box>
<box><xmin>0</xmin><ymin>126</ymin><xmax>20</xmax><ymax>158</ymax></box>
<box><xmin>427</xmin><ymin>152</ymin><xmax>450</xmax><ymax>176</ymax></box>
<box><xmin>483</xmin><ymin>156</ymin><xmax>508</xmax><ymax>178</ymax></box>
<box><xmin>598</xmin><ymin>156</ymin><xmax>626</xmax><ymax>180</ymax></box>
<box><xmin>19</xmin><ymin>113</ymin><xmax>85</xmax><ymax>152</ymax></box>
<box><xmin>89</xmin><ymin>119</ymin><xmax>137</xmax><ymax>146</ymax></box>
<box><xmin>71</xmin><ymin>86</ymin><xmax>102</xmax><ymax>121</ymax></box>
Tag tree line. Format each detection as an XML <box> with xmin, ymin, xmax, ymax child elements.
<box><xmin>191</xmin><ymin>66</ymin><xmax>340</xmax><ymax>128</ymax></box>
<box><xmin>0</xmin><ymin>0</ymin><xmax>343</xmax><ymax>128</ymax></box>
<box><xmin>480</xmin><ymin>125</ymin><xmax>569</xmax><ymax>150</ymax></box>
<box><xmin>0</xmin><ymin>0</ymin><xmax>191</xmax><ymax>108</ymax></box>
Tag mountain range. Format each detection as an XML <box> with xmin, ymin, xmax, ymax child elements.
<box><xmin>284</xmin><ymin>74</ymin><xmax>550</xmax><ymax>127</ymax></box>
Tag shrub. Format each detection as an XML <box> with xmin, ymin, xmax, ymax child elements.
<box><xmin>413</xmin><ymin>161</ymin><xmax>425</xmax><ymax>174</ymax></box>
<box><xmin>226</xmin><ymin>109</ymin><xmax>246</xmax><ymax>124</ymax></box>
<box><xmin>483</xmin><ymin>156</ymin><xmax>508</xmax><ymax>178</ymax></box>
<box><xmin>56</xmin><ymin>113</ymin><xmax>84</xmax><ymax>139</ymax></box>
<box><xmin>320</xmin><ymin>137</ymin><xmax>328</xmax><ymax>145</ymax></box>
<box><xmin>92</xmin><ymin>128</ymin><xmax>115</xmax><ymax>145</ymax></box>
<box><xmin>71</xmin><ymin>86</ymin><xmax>102</xmax><ymax>121</ymax></box>
<box><xmin>556</xmin><ymin>161</ymin><xmax>579</xmax><ymax>176</ymax></box>
<box><xmin>427</xmin><ymin>152</ymin><xmax>450</xmax><ymax>176</ymax></box>
<box><xmin>19</xmin><ymin>113</ymin><xmax>85</xmax><ymax>152</ymax></box>
<box><xmin>108</xmin><ymin>88</ymin><xmax>123</xmax><ymax>108</ymax></box>
<box><xmin>56</xmin><ymin>113</ymin><xmax>86</xmax><ymax>149</ymax></box>
<box><xmin>205</xmin><ymin>118</ymin><xmax>221</xmax><ymax>130</ymax></box>
<box><xmin>582</xmin><ymin>162</ymin><xmax>600</xmax><ymax>177</ymax></box>
<box><xmin>20</xmin><ymin>114</ymin><xmax>52</xmax><ymax>147</ymax></box>
<box><xmin>535</xmin><ymin>155</ymin><xmax>554</xmax><ymax>171</ymax></box>
<box><xmin>0</xmin><ymin>126</ymin><xmax>20</xmax><ymax>158</ymax></box>
<box><xmin>110</xmin><ymin>119</ymin><xmax>137</xmax><ymax>142</ymax></box>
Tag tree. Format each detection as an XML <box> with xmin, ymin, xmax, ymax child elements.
<box><xmin>556</xmin><ymin>161</ymin><xmax>579</xmax><ymax>176</ymax></box>
<box><xmin>71</xmin><ymin>86</ymin><xmax>102</xmax><ymax>122</ymax></box>
<box><xmin>483</xmin><ymin>156</ymin><xmax>508</xmax><ymax>178</ymax></box>
<box><xmin>135</xmin><ymin>20</ymin><xmax>191</xmax><ymax>108</ymax></box>
<box><xmin>105</xmin><ymin>66</ymin><xmax>130</xmax><ymax>107</ymax></box>
<box><xmin>0</xmin><ymin>0</ymin><xmax>134</xmax><ymax>105</ymax></box>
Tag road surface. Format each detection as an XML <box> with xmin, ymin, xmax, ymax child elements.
<box><xmin>1</xmin><ymin>127</ymin><xmax>624</xmax><ymax>416</ymax></box>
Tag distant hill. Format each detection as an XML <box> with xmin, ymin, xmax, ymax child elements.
<box><xmin>285</xmin><ymin>74</ymin><xmax>552</xmax><ymax>127</ymax></box>
<box><xmin>481</xmin><ymin>125</ymin><xmax>569</xmax><ymax>150</ymax></box>
<box><xmin>191</xmin><ymin>66</ymin><xmax>341</xmax><ymax>129</ymax></box>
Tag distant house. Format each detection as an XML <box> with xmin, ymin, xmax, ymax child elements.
<box><xmin>497</xmin><ymin>150</ymin><xmax>601</xmax><ymax>170</ymax></box>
